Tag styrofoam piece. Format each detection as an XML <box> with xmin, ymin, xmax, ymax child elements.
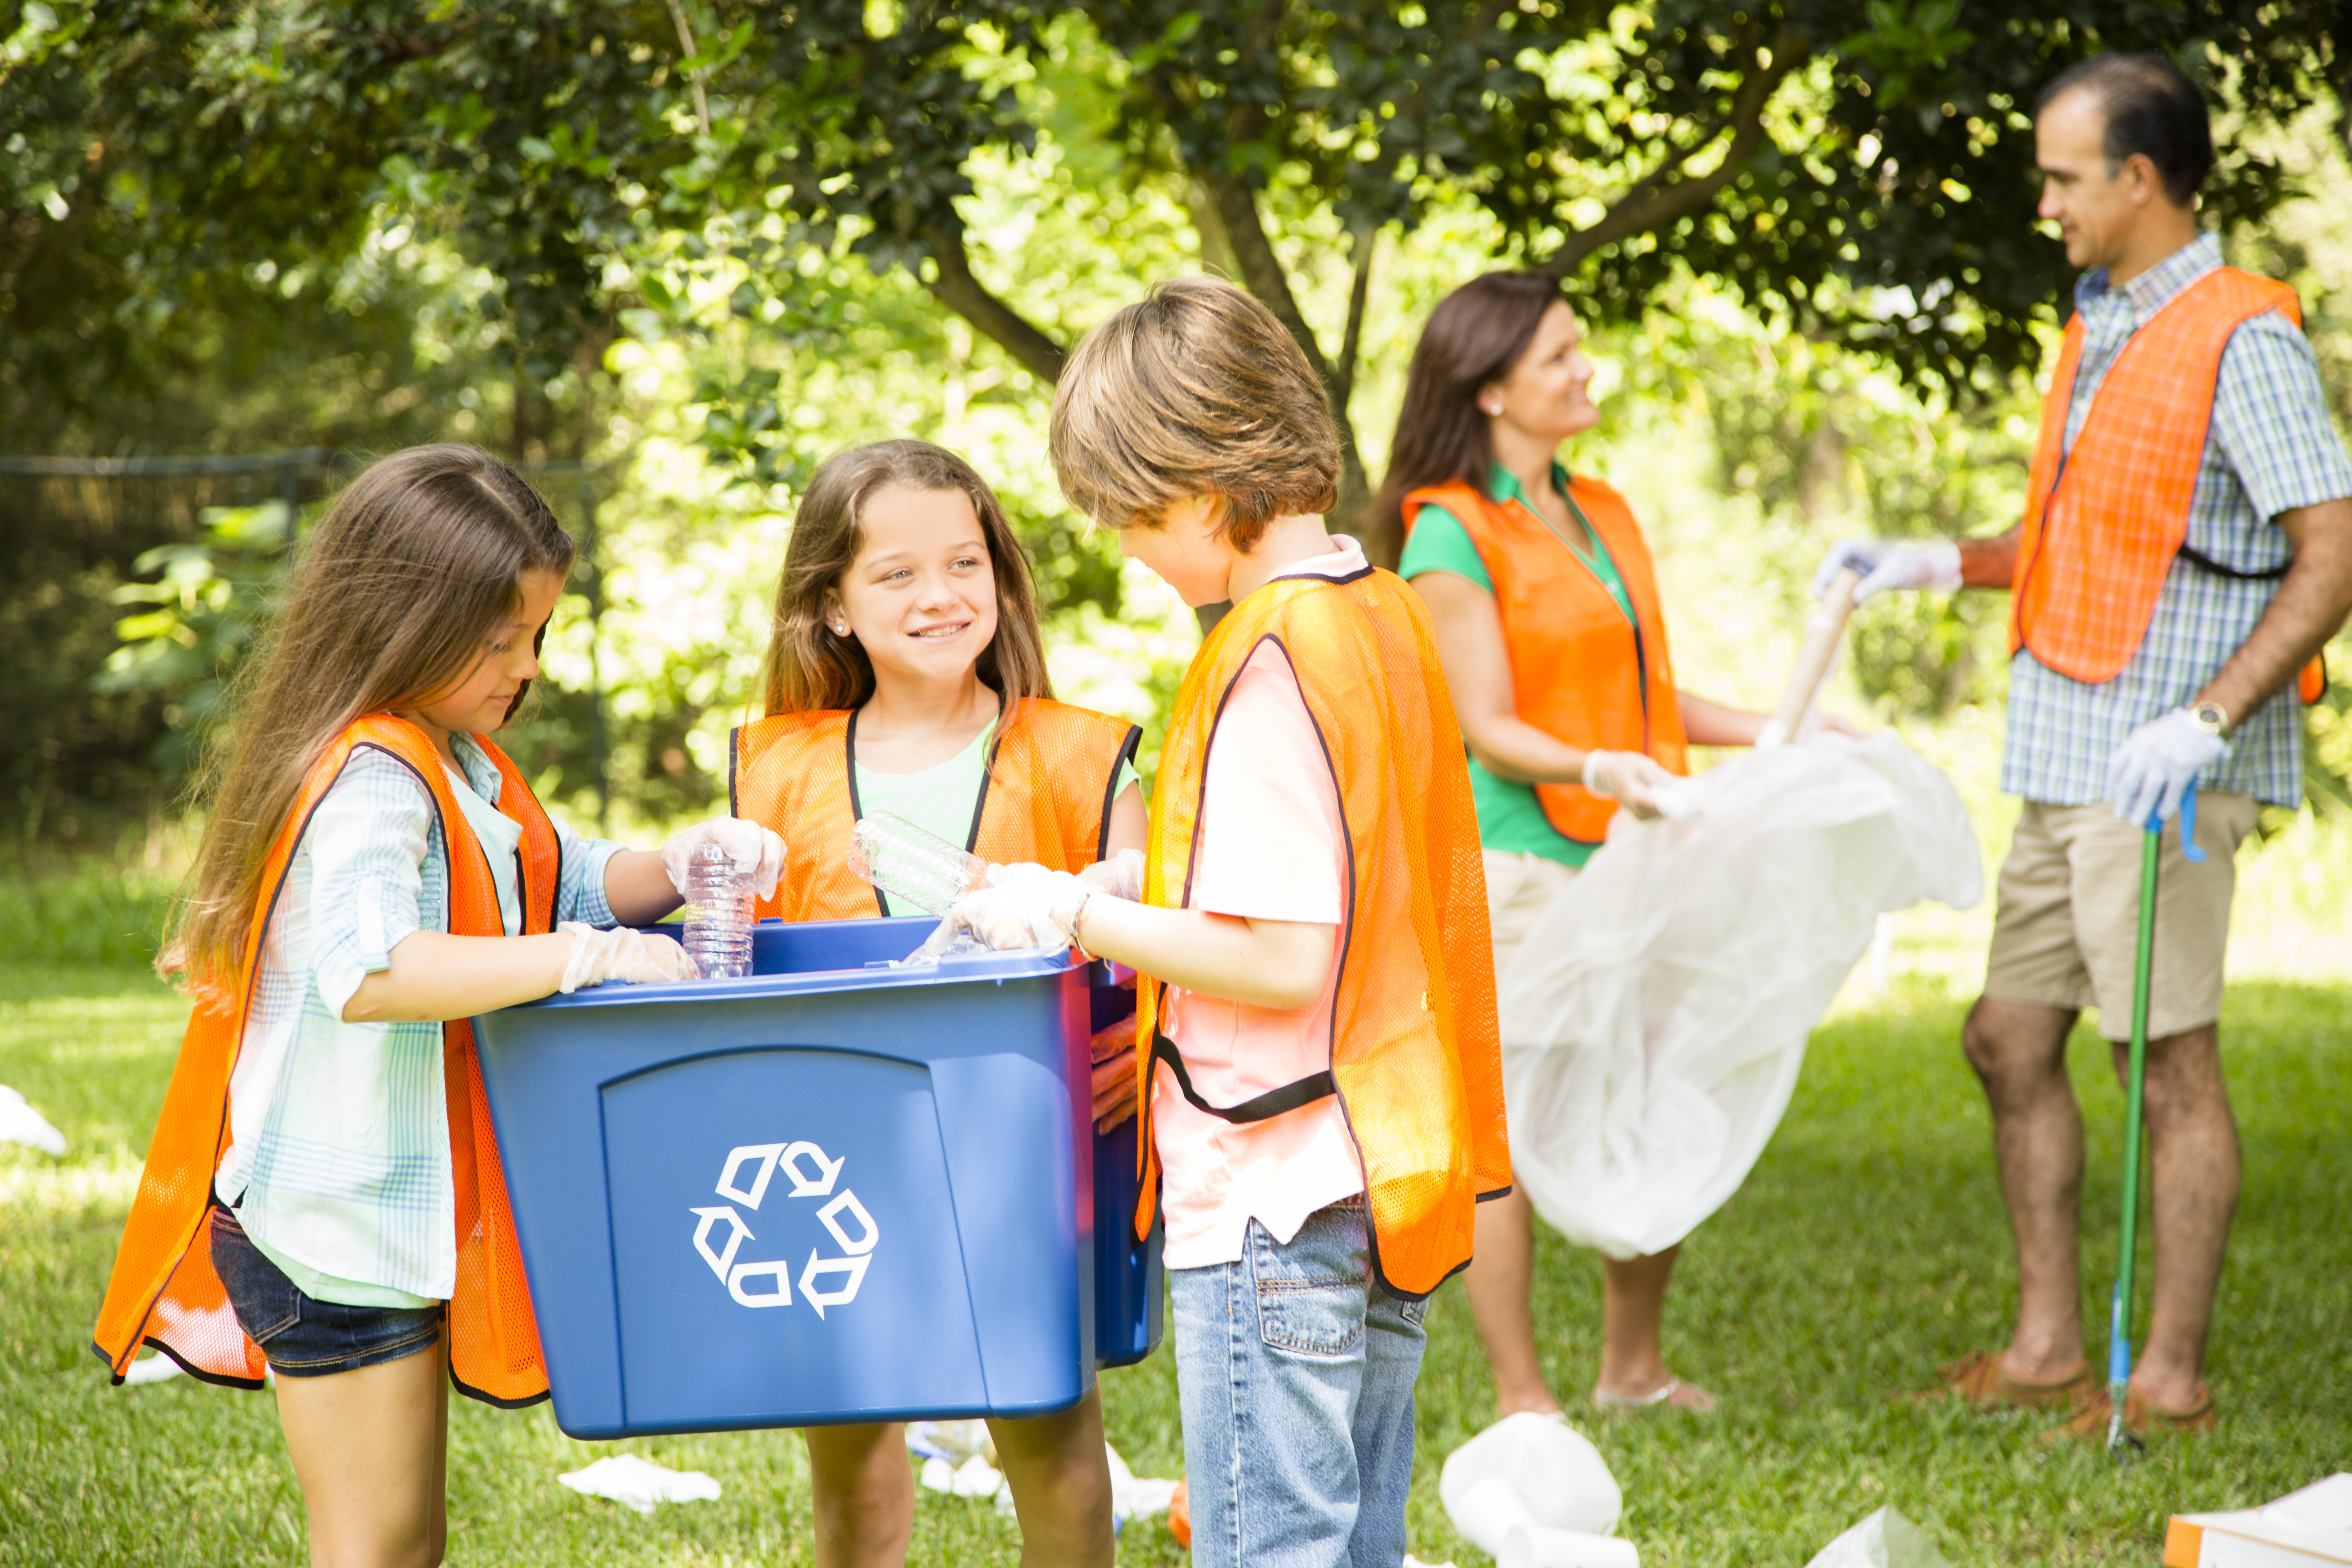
<box><xmin>1802</xmin><ymin>1508</ymin><xmax>1951</xmax><ymax>1568</ymax></box>
<box><xmin>556</xmin><ymin>1454</ymin><xmax>722</xmax><ymax>1515</ymax></box>
<box><xmin>122</xmin><ymin>1353</ymin><xmax>183</xmax><ymax>1385</ymax></box>
<box><xmin>1105</xmin><ymin>1443</ymin><xmax>1179</xmax><ymax>1523</ymax></box>
<box><xmin>2166</xmin><ymin>1473</ymin><xmax>2352</xmax><ymax>1566</ymax></box>
<box><xmin>0</xmin><ymin>1085</ymin><xmax>67</xmax><ymax>1156</ymax></box>
<box><xmin>1501</xmin><ymin>1524</ymin><xmax>1640</xmax><ymax>1568</ymax></box>
<box><xmin>1439</xmin><ymin>1411</ymin><xmax>1623</xmax><ymax>1555</ymax></box>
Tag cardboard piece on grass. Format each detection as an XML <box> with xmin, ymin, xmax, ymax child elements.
<box><xmin>1802</xmin><ymin>1508</ymin><xmax>1951</xmax><ymax>1568</ymax></box>
<box><xmin>557</xmin><ymin>1454</ymin><xmax>722</xmax><ymax>1515</ymax></box>
<box><xmin>0</xmin><ymin>1085</ymin><xmax>67</xmax><ymax>1156</ymax></box>
<box><xmin>2164</xmin><ymin>1473</ymin><xmax>2352</xmax><ymax>1566</ymax></box>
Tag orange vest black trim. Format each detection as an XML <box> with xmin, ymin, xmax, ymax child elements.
<box><xmin>731</xmin><ymin>696</ymin><xmax>1143</xmax><ymax>921</ymax></box>
<box><xmin>2013</xmin><ymin>265</ymin><xmax>2326</xmax><ymax>704</ymax></box>
<box><xmin>1131</xmin><ymin>563</ymin><xmax>1510</xmax><ymax>1300</ymax></box>
<box><xmin>1404</xmin><ymin>477</ymin><xmax>1688</xmax><ymax>842</ymax></box>
<box><xmin>92</xmin><ymin>716</ymin><xmax>557</xmax><ymax>1408</ymax></box>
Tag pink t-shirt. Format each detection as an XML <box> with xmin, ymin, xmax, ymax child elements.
<box><xmin>1153</xmin><ymin>538</ymin><xmax>1369</xmax><ymax>1269</ymax></box>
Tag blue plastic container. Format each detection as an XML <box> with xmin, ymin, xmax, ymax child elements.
<box><xmin>471</xmin><ymin>915</ymin><xmax>1163</xmax><ymax>1439</ymax></box>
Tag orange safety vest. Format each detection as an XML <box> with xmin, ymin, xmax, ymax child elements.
<box><xmin>2012</xmin><ymin>265</ymin><xmax>2327</xmax><ymax>703</ymax></box>
<box><xmin>1131</xmin><ymin>562</ymin><xmax>1510</xmax><ymax>1299</ymax></box>
<box><xmin>731</xmin><ymin>697</ymin><xmax>1143</xmax><ymax>920</ymax></box>
<box><xmin>92</xmin><ymin>716</ymin><xmax>556</xmax><ymax>1406</ymax></box>
<box><xmin>1405</xmin><ymin>478</ymin><xmax>1688</xmax><ymax>843</ymax></box>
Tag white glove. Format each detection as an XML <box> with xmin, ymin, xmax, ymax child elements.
<box><xmin>2108</xmin><ymin>708</ymin><xmax>2226</xmax><ymax>827</ymax></box>
<box><xmin>558</xmin><ymin>921</ymin><xmax>699</xmax><ymax>993</ymax></box>
<box><xmin>947</xmin><ymin>866</ymin><xmax>1091</xmax><ymax>951</ymax></box>
<box><xmin>660</xmin><ymin>817</ymin><xmax>786</xmax><ymax>901</ymax></box>
<box><xmin>1078</xmin><ymin>848</ymin><xmax>1144</xmax><ymax>902</ymax></box>
<box><xmin>1813</xmin><ymin>537</ymin><xmax>1963</xmax><ymax>603</ymax></box>
<box><xmin>1582</xmin><ymin>750</ymin><xmax>1677</xmax><ymax>819</ymax></box>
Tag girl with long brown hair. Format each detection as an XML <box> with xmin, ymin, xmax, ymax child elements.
<box><xmin>1387</xmin><ymin>274</ymin><xmax>1788</xmax><ymax>1418</ymax></box>
<box><xmin>728</xmin><ymin>438</ymin><xmax>1143</xmax><ymax>1568</ymax></box>
<box><xmin>96</xmin><ymin>444</ymin><xmax>781</xmax><ymax>1568</ymax></box>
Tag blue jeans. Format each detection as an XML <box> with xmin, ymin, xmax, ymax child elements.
<box><xmin>1169</xmin><ymin>1198</ymin><xmax>1428</xmax><ymax>1568</ymax></box>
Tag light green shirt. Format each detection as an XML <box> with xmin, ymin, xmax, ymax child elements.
<box><xmin>854</xmin><ymin>719</ymin><xmax>1140</xmax><ymax>916</ymax></box>
<box><xmin>1398</xmin><ymin>461</ymin><xmax>1635</xmax><ymax>869</ymax></box>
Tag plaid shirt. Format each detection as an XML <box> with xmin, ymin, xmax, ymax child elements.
<box><xmin>2002</xmin><ymin>233</ymin><xmax>2352</xmax><ymax>808</ymax></box>
<box><xmin>216</xmin><ymin>735</ymin><xmax>621</xmax><ymax>1304</ymax></box>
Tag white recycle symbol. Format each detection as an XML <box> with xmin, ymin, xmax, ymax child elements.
<box><xmin>688</xmin><ymin>1141</ymin><xmax>879</xmax><ymax>1318</ymax></box>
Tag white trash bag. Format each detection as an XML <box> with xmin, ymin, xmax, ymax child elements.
<box><xmin>1500</xmin><ymin>731</ymin><xmax>1982</xmax><ymax>1261</ymax></box>
<box><xmin>1802</xmin><ymin>1507</ymin><xmax>1952</xmax><ymax>1568</ymax></box>
<box><xmin>1440</xmin><ymin>1412</ymin><xmax>1633</xmax><ymax>1567</ymax></box>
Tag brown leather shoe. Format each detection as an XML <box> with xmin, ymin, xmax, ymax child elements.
<box><xmin>2047</xmin><ymin>1381</ymin><xmax>2218</xmax><ymax>1443</ymax></box>
<box><xmin>1937</xmin><ymin>1349</ymin><xmax>2098</xmax><ymax>1412</ymax></box>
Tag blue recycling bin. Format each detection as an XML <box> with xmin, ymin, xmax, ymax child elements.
<box><xmin>470</xmin><ymin>915</ymin><xmax>1163</xmax><ymax>1440</ymax></box>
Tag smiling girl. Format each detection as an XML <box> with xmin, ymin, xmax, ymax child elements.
<box><xmin>95</xmin><ymin>445</ymin><xmax>781</xmax><ymax>1568</ymax></box>
<box><xmin>729</xmin><ymin>439</ymin><xmax>1142</xmax><ymax>1568</ymax></box>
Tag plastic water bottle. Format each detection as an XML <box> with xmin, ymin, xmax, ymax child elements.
<box><xmin>848</xmin><ymin>813</ymin><xmax>987</xmax><ymax>916</ymax></box>
<box><xmin>683</xmin><ymin>842</ymin><xmax>753</xmax><ymax>979</ymax></box>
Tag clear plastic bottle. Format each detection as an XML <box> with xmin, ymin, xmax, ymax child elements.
<box><xmin>683</xmin><ymin>842</ymin><xmax>754</xmax><ymax>979</ymax></box>
<box><xmin>848</xmin><ymin>812</ymin><xmax>988</xmax><ymax>916</ymax></box>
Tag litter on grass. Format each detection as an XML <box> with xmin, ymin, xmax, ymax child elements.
<box><xmin>909</xmin><ymin>1425</ymin><xmax>1178</xmax><ymax>1535</ymax></box>
<box><xmin>557</xmin><ymin>1454</ymin><xmax>722</xmax><ymax>1515</ymax></box>
<box><xmin>1440</xmin><ymin>1411</ymin><xmax>1633</xmax><ymax>1568</ymax></box>
<box><xmin>0</xmin><ymin>1085</ymin><xmax>67</xmax><ymax>1155</ymax></box>
<box><xmin>1802</xmin><ymin>1508</ymin><xmax>1951</xmax><ymax>1568</ymax></box>
<box><xmin>122</xmin><ymin>1352</ymin><xmax>183</xmax><ymax>1385</ymax></box>
<box><xmin>2165</xmin><ymin>1473</ymin><xmax>2352</xmax><ymax>1566</ymax></box>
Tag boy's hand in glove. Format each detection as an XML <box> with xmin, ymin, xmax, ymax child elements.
<box><xmin>1582</xmin><ymin>749</ymin><xmax>1677</xmax><ymax>819</ymax></box>
<box><xmin>1079</xmin><ymin>847</ymin><xmax>1144</xmax><ymax>902</ymax></box>
<box><xmin>949</xmin><ymin>864</ymin><xmax>1090</xmax><ymax>951</ymax></box>
<box><xmin>559</xmin><ymin>922</ymin><xmax>699</xmax><ymax>992</ymax></box>
<box><xmin>660</xmin><ymin>817</ymin><xmax>787</xmax><ymax>901</ymax></box>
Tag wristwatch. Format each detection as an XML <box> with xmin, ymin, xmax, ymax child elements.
<box><xmin>2188</xmin><ymin>701</ymin><xmax>2229</xmax><ymax>736</ymax></box>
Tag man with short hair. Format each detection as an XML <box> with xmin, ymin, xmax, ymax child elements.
<box><xmin>1817</xmin><ymin>52</ymin><xmax>2352</xmax><ymax>1438</ymax></box>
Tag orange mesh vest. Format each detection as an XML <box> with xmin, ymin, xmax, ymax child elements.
<box><xmin>731</xmin><ymin>697</ymin><xmax>1143</xmax><ymax>920</ymax></box>
<box><xmin>1131</xmin><ymin>564</ymin><xmax>1510</xmax><ymax>1299</ymax></box>
<box><xmin>2012</xmin><ymin>266</ymin><xmax>2324</xmax><ymax>704</ymax></box>
<box><xmin>93</xmin><ymin>716</ymin><xmax>557</xmax><ymax>1406</ymax></box>
<box><xmin>1405</xmin><ymin>478</ymin><xmax>1688</xmax><ymax>843</ymax></box>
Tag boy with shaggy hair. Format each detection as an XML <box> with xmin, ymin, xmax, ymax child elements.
<box><xmin>955</xmin><ymin>275</ymin><xmax>1508</xmax><ymax>1565</ymax></box>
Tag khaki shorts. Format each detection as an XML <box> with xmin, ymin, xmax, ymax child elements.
<box><xmin>1484</xmin><ymin>849</ymin><xmax>1579</xmax><ymax>978</ymax></box>
<box><xmin>1982</xmin><ymin>792</ymin><xmax>2255</xmax><ymax>1041</ymax></box>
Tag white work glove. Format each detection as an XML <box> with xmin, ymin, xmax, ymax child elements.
<box><xmin>659</xmin><ymin>817</ymin><xmax>787</xmax><ymax>901</ymax></box>
<box><xmin>1813</xmin><ymin>537</ymin><xmax>1963</xmax><ymax>603</ymax></box>
<box><xmin>947</xmin><ymin>864</ymin><xmax>1091</xmax><ymax>951</ymax></box>
<box><xmin>1582</xmin><ymin>750</ymin><xmax>1677</xmax><ymax>820</ymax></box>
<box><xmin>2107</xmin><ymin>709</ymin><xmax>2226</xmax><ymax>827</ymax></box>
<box><xmin>1078</xmin><ymin>848</ymin><xmax>1144</xmax><ymax>902</ymax></box>
<box><xmin>557</xmin><ymin>921</ymin><xmax>699</xmax><ymax>993</ymax></box>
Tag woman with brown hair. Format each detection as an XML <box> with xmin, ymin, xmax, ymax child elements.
<box><xmin>1384</xmin><ymin>274</ymin><xmax>1777</xmax><ymax>1417</ymax></box>
<box><xmin>729</xmin><ymin>438</ymin><xmax>1143</xmax><ymax>1568</ymax></box>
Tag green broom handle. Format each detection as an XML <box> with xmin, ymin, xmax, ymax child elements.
<box><xmin>2109</xmin><ymin>826</ymin><xmax>2159</xmax><ymax>1403</ymax></box>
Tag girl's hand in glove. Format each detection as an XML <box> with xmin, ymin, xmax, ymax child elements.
<box><xmin>659</xmin><ymin>817</ymin><xmax>787</xmax><ymax>901</ymax></box>
<box><xmin>558</xmin><ymin>921</ymin><xmax>699</xmax><ymax>992</ymax></box>
<box><xmin>1089</xmin><ymin>1013</ymin><xmax>1140</xmax><ymax>1132</ymax></box>
<box><xmin>1079</xmin><ymin>847</ymin><xmax>1144</xmax><ymax>902</ymax></box>
<box><xmin>949</xmin><ymin>866</ymin><xmax>1090</xmax><ymax>950</ymax></box>
<box><xmin>1582</xmin><ymin>749</ymin><xmax>1677</xmax><ymax>819</ymax></box>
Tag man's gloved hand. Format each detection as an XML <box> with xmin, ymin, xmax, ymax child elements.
<box><xmin>1812</xmin><ymin>538</ymin><xmax>1963</xmax><ymax>603</ymax></box>
<box><xmin>558</xmin><ymin>921</ymin><xmax>700</xmax><ymax>992</ymax></box>
<box><xmin>2108</xmin><ymin>709</ymin><xmax>2226</xmax><ymax>827</ymax></box>
<box><xmin>1078</xmin><ymin>848</ymin><xmax>1144</xmax><ymax>902</ymax></box>
<box><xmin>660</xmin><ymin>817</ymin><xmax>787</xmax><ymax>901</ymax></box>
<box><xmin>948</xmin><ymin>866</ymin><xmax>1091</xmax><ymax>951</ymax></box>
<box><xmin>1582</xmin><ymin>749</ymin><xmax>1677</xmax><ymax>820</ymax></box>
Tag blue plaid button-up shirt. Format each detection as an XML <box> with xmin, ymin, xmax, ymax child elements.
<box><xmin>2001</xmin><ymin>233</ymin><xmax>2352</xmax><ymax>808</ymax></box>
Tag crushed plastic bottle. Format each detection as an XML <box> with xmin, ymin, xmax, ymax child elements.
<box><xmin>682</xmin><ymin>841</ymin><xmax>753</xmax><ymax>979</ymax></box>
<box><xmin>848</xmin><ymin>813</ymin><xmax>989</xmax><ymax>917</ymax></box>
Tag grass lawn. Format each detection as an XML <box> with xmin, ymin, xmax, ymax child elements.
<box><xmin>2</xmin><ymin>914</ymin><xmax>2346</xmax><ymax>1564</ymax></box>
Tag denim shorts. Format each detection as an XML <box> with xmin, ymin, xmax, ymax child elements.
<box><xmin>209</xmin><ymin>1207</ymin><xmax>445</xmax><ymax>1379</ymax></box>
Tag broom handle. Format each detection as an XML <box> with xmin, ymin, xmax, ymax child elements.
<box><xmin>1757</xmin><ymin>568</ymin><xmax>1862</xmax><ymax>749</ymax></box>
<box><xmin>2109</xmin><ymin>826</ymin><xmax>2161</xmax><ymax>1456</ymax></box>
